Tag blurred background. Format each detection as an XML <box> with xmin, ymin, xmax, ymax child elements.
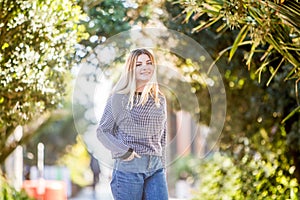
<box><xmin>0</xmin><ymin>0</ymin><xmax>299</xmax><ymax>199</ymax></box>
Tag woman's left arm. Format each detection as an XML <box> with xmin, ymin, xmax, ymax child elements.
<box><xmin>161</xmin><ymin>98</ymin><xmax>167</xmax><ymax>169</ymax></box>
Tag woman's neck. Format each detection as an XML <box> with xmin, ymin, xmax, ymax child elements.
<box><xmin>135</xmin><ymin>85</ymin><xmax>145</xmax><ymax>92</ymax></box>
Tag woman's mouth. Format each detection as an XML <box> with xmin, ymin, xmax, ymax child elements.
<box><xmin>140</xmin><ymin>72</ymin><xmax>151</xmax><ymax>75</ymax></box>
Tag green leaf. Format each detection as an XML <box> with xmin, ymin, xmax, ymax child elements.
<box><xmin>229</xmin><ymin>25</ymin><xmax>250</xmax><ymax>61</ymax></box>
<box><xmin>255</xmin><ymin>59</ymin><xmax>272</xmax><ymax>83</ymax></box>
<box><xmin>192</xmin><ymin>15</ymin><xmax>222</xmax><ymax>32</ymax></box>
<box><xmin>267</xmin><ymin>34</ymin><xmax>299</xmax><ymax>67</ymax></box>
<box><xmin>281</xmin><ymin>106</ymin><xmax>300</xmax><ymax>124</ymax></box>
<box><xmin>246</xmin><ymin>41</ymin><xmax>259</xmax><ymax>69</ymax></box>
<box><xmin>208</xmin><ymin>40</ymin><xmax>252</xmax><ymax>74</ymax></box>
<box><xmin>184</xmin><ymin>10</ymin><xmax>194</xmax><ymax>23</ymax></box>
<box><xmin>266</xmin><ymin>58</ymin><xmax>285</xmax><ymax>86</ymax></box>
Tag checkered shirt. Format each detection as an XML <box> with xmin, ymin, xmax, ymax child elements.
<box><xmin>96</xmin><ymin>93</ymin><xmax>167</xmax><ymax>167</ymax></box>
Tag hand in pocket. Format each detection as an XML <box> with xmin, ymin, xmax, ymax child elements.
<box><xmin>123</xmin><ymin>151</ymin><xmax>141</xmax><ymax>161</ymax></box>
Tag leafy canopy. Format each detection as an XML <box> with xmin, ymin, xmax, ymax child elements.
<box><xmin>0</xmin><ymin>0</ymin><xmax>86</xmax><ymax>162</ymax></box>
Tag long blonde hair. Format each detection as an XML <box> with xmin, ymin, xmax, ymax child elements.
<box><xmin>113</xmin><ymin>48</ymin><xmax>161</xmax><ymax>109</ymax></box>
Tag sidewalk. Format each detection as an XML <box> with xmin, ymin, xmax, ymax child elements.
<box><xmin>69</xmin><ymin>176</ymin><xmax>113</xmax><ymax>200</ymax></box>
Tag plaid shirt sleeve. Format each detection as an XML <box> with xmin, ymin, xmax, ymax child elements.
<box><xmin>161</xmin><ymin>98</ymin><xmax>167</xmax><ymax>168</ymax></box>
<box><xmin>96</xmin><ymin>96</ymin><xmax>130</xmax><ymax>156</ymax></box>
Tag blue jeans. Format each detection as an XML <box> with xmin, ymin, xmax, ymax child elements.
<box><xmin>110</xmin><ymin>155</ymin><xmax>168</xmax><ymax>200</ymax></box>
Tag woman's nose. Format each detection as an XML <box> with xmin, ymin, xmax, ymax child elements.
<box><xmin>140</xmin><ymin>64</ymin><xmax>148</xmax><ymax>69</ymax></box>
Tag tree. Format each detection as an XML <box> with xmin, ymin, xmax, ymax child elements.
<box><xmin>161</xmin><ymin>0</ymin><xmax>300</xmax><ymax>198</ymax></box>
<box><xmin>178</xmin><ymin>0</ymin><xmax>300</xmax><ymax>114</ymax></box>
<box><xmin>75</xmin><ymin>0</ymin><xmax>154</xmax><ymax>55</ymax></box>
<box><xmin>0</xmin><ymin>0</ymin><xmax>86</xmax><ymax>164</ymax></box>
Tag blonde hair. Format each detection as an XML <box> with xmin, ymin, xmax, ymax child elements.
<box><xmin>113</xmin><ymin>48</ymin><xmax>161</xmax><ymax>109</ymax></box>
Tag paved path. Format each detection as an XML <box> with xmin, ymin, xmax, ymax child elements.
<box><xmin>69</xmin><ymin>176</ymin><xmax>113</xmax><ymax>200</ymax></box>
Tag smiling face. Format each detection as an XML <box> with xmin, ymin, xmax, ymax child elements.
<box><xmin>135</xmin><ymin>54</ymin><xmax>154</xmax><ymax>91</ymax></box>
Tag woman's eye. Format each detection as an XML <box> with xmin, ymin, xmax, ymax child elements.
<box><xmin>136</xmin><ymin>62</ymin><xmax>152</xmax><ymax>67</ymax></box>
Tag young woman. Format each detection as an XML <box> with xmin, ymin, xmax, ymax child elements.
<box><xmin>96</xmin><ymin>48</ymin><xmax>168</xmax><ymax>200</ymax></box>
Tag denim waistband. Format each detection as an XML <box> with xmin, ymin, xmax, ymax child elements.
<box><xmin>113</xmin><ymin>155</ymin><xmax>163</xmax><ymax>173</ymax></box>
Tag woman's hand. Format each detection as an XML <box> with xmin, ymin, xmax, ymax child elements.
<box><xmin>123</xmin><ymin>151</ymin><xmax>141</xmax><ymax>161</ymax></box>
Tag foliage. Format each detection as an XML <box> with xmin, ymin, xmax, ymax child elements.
<box><xmin>178</xmin><ymin>0</ymin><xmax>300</xmax><ymax>85</ymax></box>
<box><xmin>175</xmin><ymin>0</ymin><xmax>300</xmax><ymax>127</ymax></box>
<box><xmin>193</xmin><ymin>151</ymin><xmax>299</xmax><ymax>200</ymax></box>
<box><xmin>75</xmin><ymin>0</ymin><xmax>153</xmax><ymax>59</ymax></box>
<box><xmin>192</xmin><ymin>153</ymin><xmax>242</xmax><ymax>200</ymax></box>
<box><xmin>238</xmin><ymin>124</ymin><xmax>299</xmax><ymax>199</ymax></box>
<box><xmin>162</xmin><ymin>0</ymin><xmax>300</xmax><ymax>197</ymax></box>
<box><xmin>164</xmin><ymin>0</ymin><xmax>298</xmax><ymax>149</ymax></box>
<box><xmin>0</xmin><ymin>0</ymin><xmax>86</xmax><ymax>163</ymax></box>
<box><xmin>76</xmin><ymin>0</ymin><xmax>130</xmax><ymax>49</ymax></box>
<box><xmin>0</xmin><ymin>174</ymin><xmax>34</xmax><ymax>200</ymax></box>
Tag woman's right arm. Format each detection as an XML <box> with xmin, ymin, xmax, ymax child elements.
<box><xmin>96</xmin><ymin>96</ymin><xmax>130</xmax><ymax>157</ymax></box>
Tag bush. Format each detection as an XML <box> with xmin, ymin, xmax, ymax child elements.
<box><xmin>192</xmin><ymin>152</ymin><xmax>299</xmax><ymax>200</ymax></box>
<box><xmin>192</xmin><ymin>152</ymin><xmax>242</xmax><ymax>200</ymax></box>
<box><xmin>0</xmin><ymin>175</ymin><xmax>34</xmax><ymax>200</ymax></box>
